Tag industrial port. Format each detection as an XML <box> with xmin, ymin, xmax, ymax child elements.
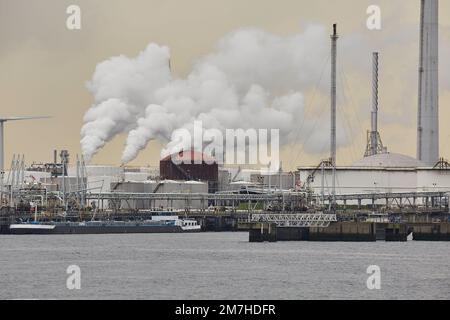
<box><xmin>1</xmin><ymin>0</ymin><xmax>449</xmax><ymax>243</ymax></box>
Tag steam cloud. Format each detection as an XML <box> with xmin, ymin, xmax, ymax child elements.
<box><xmin>81</xmin><ymin>25</ymin><xmax>344</xmax><ymax>163</ymax></box>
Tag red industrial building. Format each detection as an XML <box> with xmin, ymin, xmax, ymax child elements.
<box><xmin>160</xmin><ymin>150</ymin><xmax>218</xmax><ymax>193</ymax></box>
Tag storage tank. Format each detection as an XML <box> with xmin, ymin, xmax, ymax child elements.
<box><xmin>124</xmin><ymin>172</ymin><xmax>149</xmax><ymax>182</ymax></box>
<box><xmin>69</xmin><ymin>165</ymin><xmax>124</xmax><ymax>178</ymax></box>
<box><xmin>160</xmin><ymin>150</ymin><xmax>218</xmax><ymax>193</ymax></box>
<box><xmin>227</xmin><ymin>181</ymin><xmax>257</xmax><ymax>192</ymax></box>
<box><xmin>251</xmin><ymin>172</ymin><xmax>297</xmax><ymax>190</ymax></box>
<box><xmin>110</xmin><ymin>179</ymin><xmax>208</xmax><ymax>210</ymax></box>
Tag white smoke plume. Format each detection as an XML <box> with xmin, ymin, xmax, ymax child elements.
<box><xmin>81</xmin><ymin>25</ymin><xmax>343</xmax><ymax>164</ymax></box>
<box><xmin>81</xmin><ymin>44</ymin><xmax>171</xmax><ymax>162</ymax></box>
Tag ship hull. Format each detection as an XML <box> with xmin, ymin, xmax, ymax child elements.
<box><xmin>3</xmin><ymin>224</ymin><xmax>201</xmax><ymax>235</ymax></box>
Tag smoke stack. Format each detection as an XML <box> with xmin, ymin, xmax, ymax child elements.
<box><xmin>417</xmin><ymin>0</ymin><xmax>439</xmax><ymax>166</ymax></box>
<box><xmin>364</xmin><ymin>52</ymin><xmax>387</xmax><ymax>158</ymax></box>
<box><xmin>330</xmin><ymin>23</ymin><xmax>338</xmax><ymax>166</ymax></box>
<box><xmin>60</xmin><ymin>150</ymin><xmax>69</xmax><ymax>176</ymax></box>
<box><xmin>371</xmin><ymin>52</ymin><xmax>379</xmax><ymax>156</ymax></box>
<box><xmin>330</xmin><ymin>23</ymin><xmax>338</xmax><ymax>206</ymax></box>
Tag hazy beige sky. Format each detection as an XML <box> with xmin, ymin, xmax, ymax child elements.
<box><xmin>1</xmin><ymin>0</ymin><xmax>449</xmax><ymax>170</ymax></box>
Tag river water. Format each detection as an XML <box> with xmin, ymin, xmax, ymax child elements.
<box><xmin>0</xmin><ymin>232</ymin><xmax>449</xmax><ymax>300</ymax></box>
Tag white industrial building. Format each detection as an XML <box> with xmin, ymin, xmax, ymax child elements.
<box><xmin>298</xmin><ymin>153</ymin><xmax>450</xmax><ymax>198</ymax></box>
<box><xmin>298</xmin><ymin>1</ymin><xmax>450</xmax><ymax>206</ymax></box>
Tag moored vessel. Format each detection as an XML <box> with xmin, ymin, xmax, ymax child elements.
<box><xmin>5</xmin><ymin>215</ymin><xmax>201</xmax><ymax>235</ymax></box>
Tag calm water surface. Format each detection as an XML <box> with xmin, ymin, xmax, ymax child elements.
<box><xmin>0</xmin><ymin>232</ymin><xmax>449</xmax><ymax>299</ymax></box>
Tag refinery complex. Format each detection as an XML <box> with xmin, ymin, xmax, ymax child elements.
<box><xmin>1</xmin><ymin>0</ymin><xmax>449</xmax><ymax>241</ymax></box>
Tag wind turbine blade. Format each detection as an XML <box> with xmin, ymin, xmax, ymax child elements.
<box><xmin>0</xmin><ymin>116</ymin><xmax>51</xmax><ymax>121</ymax></box>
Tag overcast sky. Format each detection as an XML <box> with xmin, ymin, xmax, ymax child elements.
<box><xmin>1</xmin><ymin>0</ymin><xmax>449</xmax><ymax>170</ymax></box>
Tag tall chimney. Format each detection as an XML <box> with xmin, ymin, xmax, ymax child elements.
<box><xmin>371</xmin><ymin>52</ymin><xmax>379</xmax><ymax>156</ymax></box>
<box><xmin>330</xmin><ymin>24</ymin><xmax>338</xmax><ymax>167</ymax></box>
<box><xmin>330</xmin><ymin>23</ymin><xmax>338</xmax><ymax>205</ymax></box>
<box><xmin>417</xmin><ymin>0</ymin><xmax>439</xmax><ymax>166</ymax></box>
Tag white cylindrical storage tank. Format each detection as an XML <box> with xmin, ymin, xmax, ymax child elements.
<box><xmin>69</xmin><ymin>165</ymin><xmax>124</xmax><ymax>178</ymax></box>
<box><xmin>124</xmin><ymin>172</ymin><xmax>149</xmax><ymax>182</ymax></box>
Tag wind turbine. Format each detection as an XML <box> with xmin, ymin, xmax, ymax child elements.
<box><xmin>0</xmin><ymin>116</ymin><xmax>51</xmax><ymax>172</ymax></box>
<box><xmin>0</xmin><ymin>116</ymin><xmax>50</xmax><ymax>205</ymax></box>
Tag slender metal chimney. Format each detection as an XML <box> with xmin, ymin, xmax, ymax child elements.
<box><xmin>417</xmin><ymin>0</ymin><xmax>439</xmax><ymax>166</ymax></box>
<box><xmin>371</xmin><ymin>53</ymin><xmax>379</xmax><ymax>156</ymax></box>
<box><xmin>331</xmin><ymin>24</ymin><xmax>338</xmax><ymax>167</ymax></box>
<box><xmin>330</xmin><ymin>23</ymin><xmax>338</xmax><ymax>205</ymax></box>
<box><xmin>364</xmin><ymin>52</ymin><xmax>387</xmax><ymax>158</ymax></box>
